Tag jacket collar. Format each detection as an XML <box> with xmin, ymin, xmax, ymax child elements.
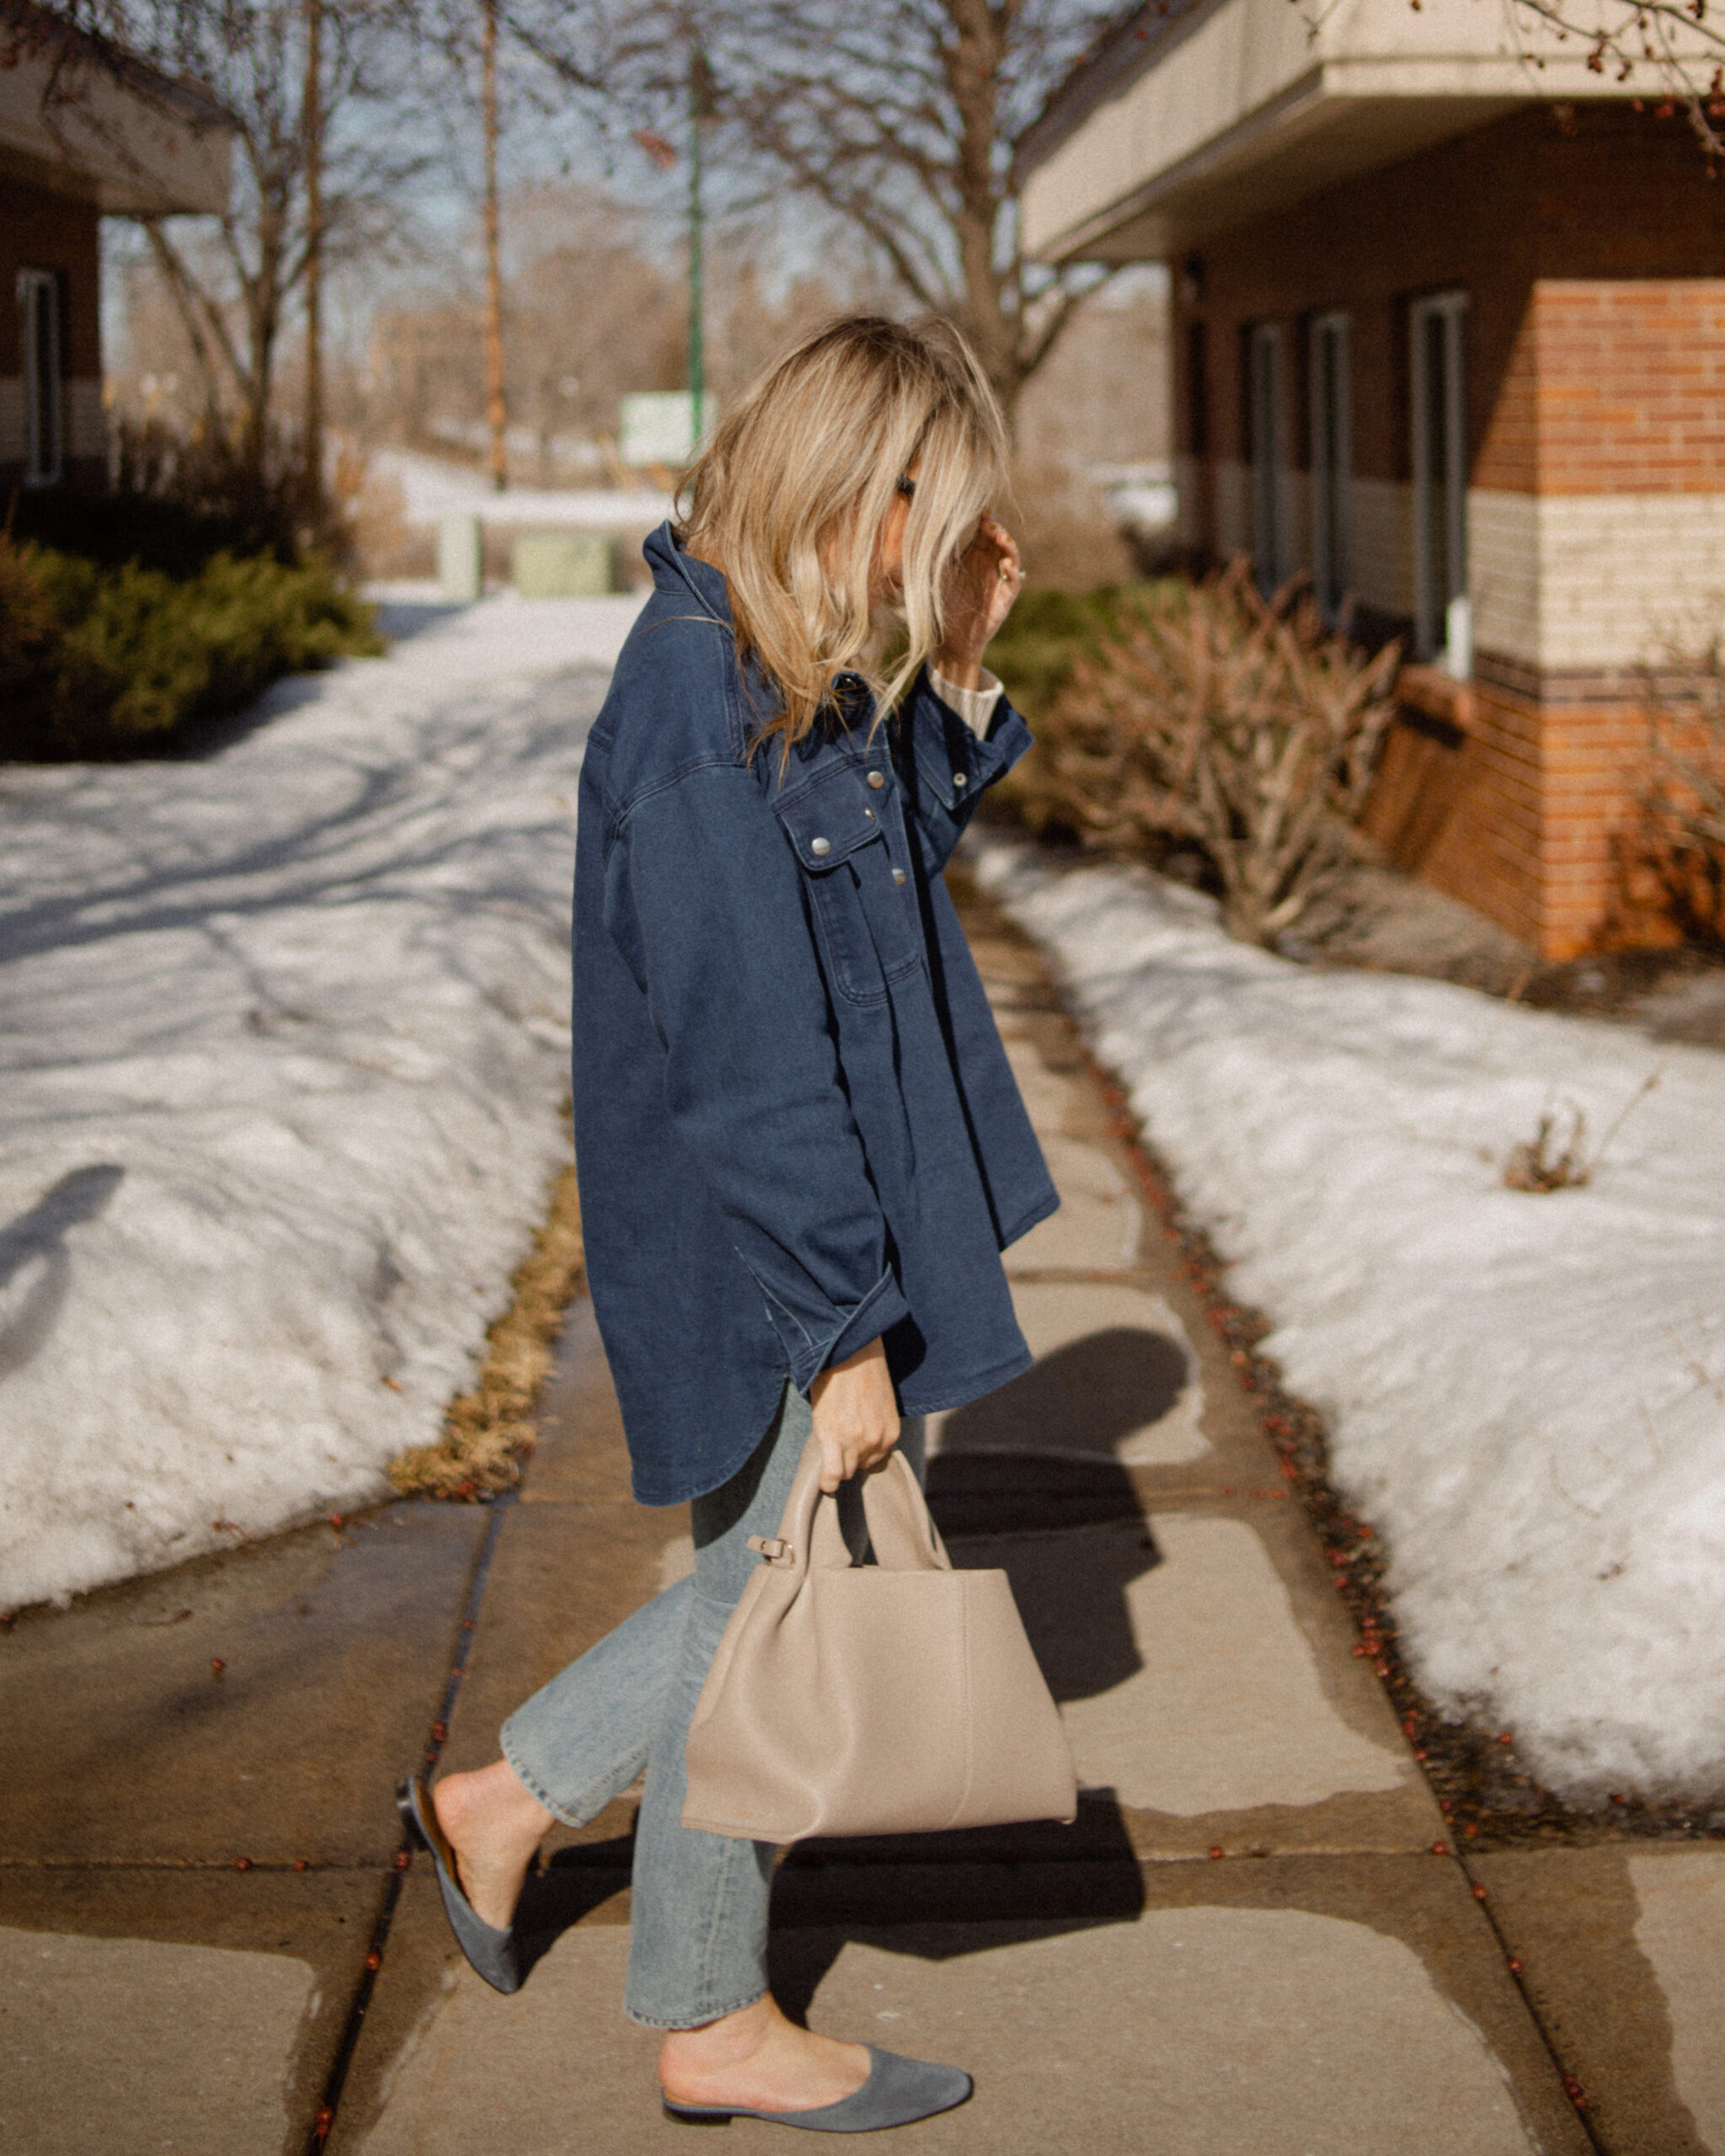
<box><xmin>645</xmin><ymin>520</ymin><xmax>732</xmax><ymax>625</ymax></box>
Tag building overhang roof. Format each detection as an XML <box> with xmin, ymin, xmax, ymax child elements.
<box><xmin>1019</xmin><ymin>0</ymin><xmax>1678</xmax><ymax>263</ymax></box>
<box><xmin>0</xmin><ymin>3</ymin><xmax>232</xmax><ymax>215</ymax></box>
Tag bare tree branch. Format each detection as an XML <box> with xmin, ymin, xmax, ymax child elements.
<box><xmin>507</xmin><ymin>0</ymin><xmax>1135</xmax><ymax>416</ymax></box>
<box><xmin>1493</xmin><ymin>0</ymin><xmax>1725</xmax><ymax>157</ymax></box>
<box><xmin>56</xmin><ymin>1</ymin><xmax>431</xmax><ymax>486</ymax></box>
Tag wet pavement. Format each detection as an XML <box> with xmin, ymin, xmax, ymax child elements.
<box><xmin>3</xmin><ymin>873</ymin><xmax>1717</xmax><ymax>2153</ymax></box>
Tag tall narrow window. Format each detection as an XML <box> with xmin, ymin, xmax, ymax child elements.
<box><xmin>1248</xmin><ymin>323</ymin><xmax>1284</xmax><ymax>591</ymax></box>
<box><xmin>1410</xmin><ymin>291</ymin><xmax>1469</xmax><ymax>671</ymax></box>
<box><xmin>19</xmin><ymin>270</ymin><xmax>62</xmax><ymax>488</ymax></box>
<box><xmin>1309</xmin><ymin>312</ymin><xmax>1351</xmax><ymax>620</ymax></box>
<box><xmin>1186</xmin><ymin>318</ymin><xmax>1209</xmax><ymax>458</ymax></box>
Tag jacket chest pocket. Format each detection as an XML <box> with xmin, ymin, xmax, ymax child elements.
<box><xmin>776</xmin><ymin>770</ymin><xmax>921</xmax><ymax>1006</ymax></box>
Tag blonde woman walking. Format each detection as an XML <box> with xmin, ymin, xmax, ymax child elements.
<box><xmin>401</xmin><ymin>316</ymin><xmax>1055</xmax><ymax>2132</ymax></box>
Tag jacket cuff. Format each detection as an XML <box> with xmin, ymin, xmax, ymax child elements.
<box><xmin>796</xmin><ymin>1266</ymin><xmax>914</xmax><ymax>1392</ymax></box>
<box><xmin>927</xmin><ymin>664</ymin><xmax>1003</xmax><ymax>738</ymax></box>
<box><xmin>911</xmin><ymin>672</ymin><xmax>1032</xmax><ymax>813</ymax></box>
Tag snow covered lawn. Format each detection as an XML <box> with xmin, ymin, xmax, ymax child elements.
<box><xmin>974</xmin><ymin>837</ymin><xmax>1725</xmax><ymax>1802</ymax></box>
<box><xmin>0</xmin><ymin>592</ymin><xmax>641</xmax><ymax>1612</ymax></box>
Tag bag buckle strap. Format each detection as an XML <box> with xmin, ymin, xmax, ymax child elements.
<box><xmin>747</xmin><ymin>1535</ymin><xmax>793</xmax><ymax>1565</ymax></box>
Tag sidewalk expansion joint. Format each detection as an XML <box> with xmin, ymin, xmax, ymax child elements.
<box><xmin>302</xmin><ymin>1491</ymin><xmax>513</xmax><ymax>2153</ymax></box>
<box><xmin>1454</xmin><ymin>1849</ymin><xmax>1610</xmax><ymax>2153</ymax></box>
<box><xmin>0</xmin><ymin>1857</ymin><xmax>399</xmax><ymax>1872</ymax></box>
<box><xmin>975</xmin><ymin>884</ymin><xmax>1613</xmax><ymax>2141</ymax></box>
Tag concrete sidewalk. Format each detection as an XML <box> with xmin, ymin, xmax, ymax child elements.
<box><xmin>4</xmin><ymin>873</ymin><xmax>1721</xmax><ymax>2153</ymax></box>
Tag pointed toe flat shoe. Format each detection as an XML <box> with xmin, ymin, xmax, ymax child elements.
<box><xmin>396</xmin><ymin>1773</ymin><xmax>521</xmax><ymax>1995</ymax></box>
<box><xmin>662</xmin><ymin>2047</ymin><xmax>973</xmax><ymax>2132</ymax></box>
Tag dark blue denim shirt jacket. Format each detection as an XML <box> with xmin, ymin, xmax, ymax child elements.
<box><xmin>573</xmin><ymin>524</ymin><xmax>1059</xmax><ymax>1507</ymax></box>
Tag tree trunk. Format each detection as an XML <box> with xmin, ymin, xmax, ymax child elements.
<box><xmin>942</xmin><ymin>0</ymin><xmax>1018</xmax><ymax>414</ymax></box>
<box><xmin>239</xmin><ymin>193</ymin><xmax>285</xmax><ymax>485</ymax></box>
<box><xmin>303</xmin><ymin>0</ymin><xmax>325</xmax><ymax>515</ymax></box>
<box><xmin>481</xmin><ymin>0</ymin><xmax>508</xmax><ymax>494</ymax></box>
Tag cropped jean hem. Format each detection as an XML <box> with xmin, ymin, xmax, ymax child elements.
<box><xmin>497</xmin><ymin>1730</ymin><xmax>607</xmax><ymax>1832</ymax></box>
<box><xmin>624</xmin><ymin>1985</ymin><xmax>770</xmax><ymax>2032</ymax></box>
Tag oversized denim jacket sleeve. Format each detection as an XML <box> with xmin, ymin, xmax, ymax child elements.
<box><xmin>895</xmin><ymin>667</ymin><xmax>1034</xmax><ymax>875</ymax></box>
<box><xmin>602</xmin><ymin>753</ymin><xmax>916</xmax><ymax>1395</ymax></box>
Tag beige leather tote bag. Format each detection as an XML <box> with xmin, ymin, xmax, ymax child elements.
<box><xmin>682</xmin><ymin>1435</ymin><xmax>1077</xmax><ymax>1843</ymax></box>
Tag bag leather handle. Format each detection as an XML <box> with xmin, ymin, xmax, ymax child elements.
<box><xmin>775</xmin><ymin>1436</ymin><xmax>952</xmax><ymax>1577</ymax></box>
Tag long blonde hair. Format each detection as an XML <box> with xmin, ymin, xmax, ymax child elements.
<box><xmin>677</xmin><ymin>314</ymin><xmax>1008</xmax><ymax>759</ymax></box>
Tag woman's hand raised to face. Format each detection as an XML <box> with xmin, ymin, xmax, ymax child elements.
<box><xmin>808</xmin><ymin>1335</ymin><xmax>900</xmax><ymax>1493</ymax></box>
<box><xmin>933</xmin><ymin>515</ymin><xmax>1024</xmax><ymax>692</ymax></box>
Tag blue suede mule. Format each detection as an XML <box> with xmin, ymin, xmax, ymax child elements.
<box><xmin>396</xmin><ymin>1774</ymin><xmax>521</xmax><ymax>1995</ymax></box>
<box><xmin>662</xmin><ymin>2047</ymin><xmax>973</xmax><ymax>2132</ymax></box>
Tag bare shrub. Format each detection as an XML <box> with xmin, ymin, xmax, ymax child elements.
<box><xmin>1500</xmin><ymin>1067</ymin><xmax>1664</xmax><ymax>1193</ymax></box>
<box><xmin>1013</xmin><ymin>560</ymin><xmax>1401</xmax><ymax>947</ymax></box>
<box><xmin>1637</xmin><ymin>638</ymin><xmax>1725</xmax><ymax>950</ymax></box>
<box><xmin>1503</xmin><ymin>1107</ymin><xmax>1591</xmax><ymax>1193</ymax></box>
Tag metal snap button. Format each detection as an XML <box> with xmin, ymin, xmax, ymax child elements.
<box><xmin>868</xmin><ymin>771</ymin><xmax>884</xmax><ymax>789</ymax></box>
<box><xmin>864</xmin><ymin>807</ymin><xmax>874</xmax><ymax>819</ymax></box>
<box><xmin>810</xmin><ymin>836</ymin><xmax>830</xmax><ymax>857</ymax></box>
<box><xmin>892</xmin><ymin>868</ymin><xmax>907</xmax><ymax>886</ymax></box>
<box><xmin>953</xmin><ymin>771</ymin><xmax>968</xmax><ymax>788</ymax></box>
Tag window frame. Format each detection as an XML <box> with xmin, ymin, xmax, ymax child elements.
<box><xmin>1308</xmin><ymin>311</ymin><xmax>1352</xmax><ymax>622</ymax></box>
<box><xmin>19</xmin><ymin>268</ymin><xmax>64</xmax><ymax>489</ymax></box>
<box><xmin>1247</xmin><ymin>320</ymin><xmax>1284</xmax><ymax>592</ymax></box>
<box><xmin>1185</xmin><ymin>317</ymin><xmax>1210</xmax><ymax>460</ymax></box>
<box><xmin>1409</xmin><ymin>289</ymin><xmax>1470</xmax><ymax>670</ymax></box>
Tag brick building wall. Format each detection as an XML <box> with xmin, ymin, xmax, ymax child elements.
<box><xmin>1</xmin><ymin>176</ymin><xmax>105</xmax><ymax>490</ymax></box>
<box><xmin>1173</xmin><ymin>105</ymin><xmax>1725</xmax><ymax>956</ymax></box>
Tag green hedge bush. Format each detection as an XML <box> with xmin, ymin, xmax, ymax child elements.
<box><xmin>985</xmin><ymin>584</ymin><xmax>1152</xmax><ymax>723</ymax></box>
<box><xmin>0</xmin><ymin>536</ymin><xmax>382</xmax><ymax>761</ymax></box>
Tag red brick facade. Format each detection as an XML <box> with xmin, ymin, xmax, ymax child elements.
<box><xmin>1478</xmin><ymin>280</ymin><xmax>1725</xmax><ymax>497</ymax></box>
<box><xmin>2</xmin><ymin>175</ymin><xmax>104</xmax><ymax>492</ymax></box>
<box><xmin>1176</xmin><ymin>105</ymin><xmax>1725</xmax><ymax>957</ymax></box>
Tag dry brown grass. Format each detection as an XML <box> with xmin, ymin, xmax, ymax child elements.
<box><xmin>389</xmin><ymin>1164</ymin><xmax>585</xmax><ymax>1500</ymax></box>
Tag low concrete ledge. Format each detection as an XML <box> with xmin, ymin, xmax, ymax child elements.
<box><xmin>1396</xmin><ymin>662</ymin><xmax>1477</xmax><ymax>736</ymax></box>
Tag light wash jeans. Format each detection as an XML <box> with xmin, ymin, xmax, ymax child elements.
<box><xmin>501</xmin><ymin>1380</ymin><xmax>925</xmax><ymax>2028</ymax></box>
